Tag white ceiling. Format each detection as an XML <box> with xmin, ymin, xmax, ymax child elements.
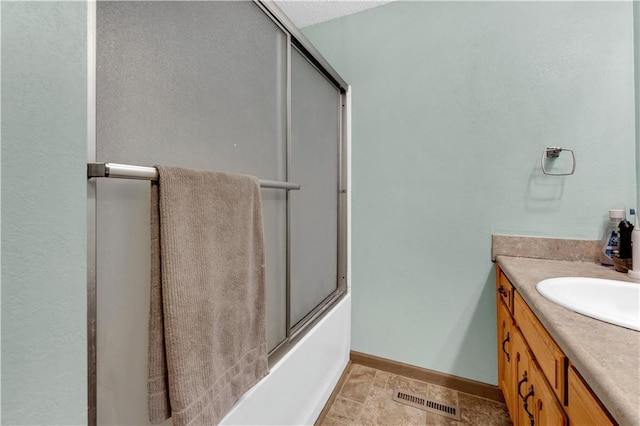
<box><xmin>275</xmin><ymin>0</ymin><xmax>393</xmax><ymax>28</ymax></box>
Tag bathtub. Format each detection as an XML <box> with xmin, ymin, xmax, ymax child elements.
<box><xmin>221</xmin><ymin>293</ymin><xmax>351</xmax><ymax>425</ymax></box>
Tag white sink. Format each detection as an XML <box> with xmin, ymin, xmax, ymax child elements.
<box><xmin>536</xmin><ymin>277</ymin><xmax>640</xmax><ymax>331</ymax></box>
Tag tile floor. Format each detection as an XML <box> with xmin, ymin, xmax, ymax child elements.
<box><xmin>319</xmin><ymin>364</ymin><xmax>512</xmax><ymax>426</ymax></box>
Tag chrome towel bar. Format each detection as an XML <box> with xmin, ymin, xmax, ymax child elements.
<box><xmin>87</xmin><ymin>163</ymin><xmax>301</xmax><ymax>190</ymax></box>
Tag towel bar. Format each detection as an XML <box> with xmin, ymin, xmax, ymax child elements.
<box><xmin>87</xmin><ymin>163</ymin><xmax>301</xmax><ymax>190</ymax></box>
<box><xmin>541</xmin><ymin>147</ymin><xmax>575</xmax><ymax>176</ymax></box>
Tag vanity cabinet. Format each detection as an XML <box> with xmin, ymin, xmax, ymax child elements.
<box><xmin>496</xmin><ymin>265</ymin><xmax>615</xmax><ymax>426</ymax></box>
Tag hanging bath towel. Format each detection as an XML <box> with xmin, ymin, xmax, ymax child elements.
<box><xmin>148</xmin><ymin>166</ymin><xmax>268</xmax><ymax>426</ymax></box>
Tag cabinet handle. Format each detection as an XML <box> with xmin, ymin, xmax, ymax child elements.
<box><xmin>502</xmin><ymin>332</ymin><xmax>510</xmax><ymax>362</ymax></box>
<box><xmin>498</xmin><ymin>286</ymin><xmax>506</xmax><ymax>296</ymax></box>
<box><xmin>518</xmin><ymin>371</ymin><xmax>528</xmax><ymax>399</ymax></box>
<box><xmin>523</xmin><ymin>385</ymin><xmax>535</xmax><ymax>425</ymax></box>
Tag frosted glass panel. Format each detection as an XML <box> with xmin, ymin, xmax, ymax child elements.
<box><xmin>96</xmin><ymin>2</ymin><xmax>286</xmax><ymax>424</ymax></box>
<box><xmin>290</xmin><ymin>49</ymin><xmax>340</xmax><ymax>326</ymax></box>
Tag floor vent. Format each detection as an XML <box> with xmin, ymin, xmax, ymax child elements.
<box><xmin>392</xmin><ymin>390</ymin><xmax>461</xmax><ymax>421</ymax></box>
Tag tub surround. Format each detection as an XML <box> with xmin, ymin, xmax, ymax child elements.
<box><xmin>496</xmin><ymin>256</ymin><xmax>640</xmax><ymax>426</ymax></box>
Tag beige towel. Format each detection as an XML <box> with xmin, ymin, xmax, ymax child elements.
<box><xmin>148</xmin><ymin>166</ymin><xmax>268</xmax><ymax>426</ymax></box>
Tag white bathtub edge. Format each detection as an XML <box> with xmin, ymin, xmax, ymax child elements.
<box><xmin>221</xmin><ymin>292</ymin><xmax>352</xmax><ymax>426</ymax></box>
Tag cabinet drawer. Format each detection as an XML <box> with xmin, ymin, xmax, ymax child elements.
<box><xmin>514</xmin><ymin>293</ymin><xmax>565</xmax><ymax>403</ymax></box>
<box><xmin>497</xmin><ymin>271</ymin><xmax>514</xmax><ymax>313</ymax></box>
<box><xmin>566</xmin><ymin>365</ymin><xmax>614</xmax><ymax>426</ymax></box>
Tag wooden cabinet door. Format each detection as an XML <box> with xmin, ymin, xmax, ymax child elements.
<box><xmin>514</xmin><ymin>293</ymin><xmax>565</xmax><ymax>403</ymax></box>
<box><xmin>512</xmin><ymin>328</ymin><xmax>534</xmax><ymax>426</ymax></box>
<box><xmin>497</xmin><ymin>299</ymin><xmax>515</xmax><ymax>418</ymax></box>
<box><xmin>566</xmin><ymin>364</ymin><xmax>614</xmax><ymax>426</ymax></box>
<box><xmin>531</xmin><ymin>359</ymin><xmax>567</xmax><ymax>426</ymax></box>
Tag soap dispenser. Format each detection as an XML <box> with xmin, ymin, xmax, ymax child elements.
<box><xmin>628</xmin><ymin>212</ymin><xmax>640</xmax><ymax>279</ymax></box>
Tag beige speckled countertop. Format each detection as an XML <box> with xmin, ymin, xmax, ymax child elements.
<box><xmin>496</xmin><ymin>256</ymin><xmax>640</xmax><ymax>426</ymax></box>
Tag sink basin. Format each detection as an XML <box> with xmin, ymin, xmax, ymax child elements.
<box><xmin>536</xmin><ymin>277</ymin><xmax>640</xmax><ymax>331</ymax></box>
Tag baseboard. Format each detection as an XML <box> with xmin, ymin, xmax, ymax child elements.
<box><xmin>313</xmin><ymin>361</ymin><xmax>352</xmax><ymax>426</ymax></box>
<box><xmin>350</xmin><ymin>351</ymin><xmax>504</xmax><ymax>403</ymax></box>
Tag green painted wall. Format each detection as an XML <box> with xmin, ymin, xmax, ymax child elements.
<box><xmin>304</xmin><ymin>1</ymin><xmax>636</xmax><ymax>384</ymax></box>
<box><xmin>1</xmin><ymin>2</ymin><xmax>87</xmax><ymax>423</ymax></box>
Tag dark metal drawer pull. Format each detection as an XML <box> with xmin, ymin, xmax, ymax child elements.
<box><xmin>518</xmin><ymin>371</ymin><xmax>528</xmax><ymax>399</ymax></box>
<box><xmin>502</xmin><ymin>332</ymin><xmax>511</xmax><ymax>362</ymax></box>
<box><xmin>523</xmin><ymin>385</ymin><xmax>535</xmax><ymax>425</ymax></box>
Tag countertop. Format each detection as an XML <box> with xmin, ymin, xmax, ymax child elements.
<box><xmin>496</xmin><ymin>256</ymin><xmax>640</xmax><ymax>426</ymax></box>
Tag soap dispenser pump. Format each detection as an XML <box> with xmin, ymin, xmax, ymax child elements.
<box><xmin>628</xmin><ymin>211</ymin><xmax>640</xmax><ymax>279</ymax></box>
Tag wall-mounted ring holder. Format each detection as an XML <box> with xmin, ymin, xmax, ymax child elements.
<box><xmin>541</xmin><ymin>147</ymin><xmax>575</xmax><ymax>176</ymax></box>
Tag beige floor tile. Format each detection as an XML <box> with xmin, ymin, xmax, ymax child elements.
<box><xmin>425</xmin><ymin>412</ymin><xmax>460</xmax><ymax>426</ymax></box>
<box><xmin>320</xmin><ymin>365</ymin><xmax>511</xmax><ymax>426</ymax></box>
<box><xmin>457</xmin><ymin>392</ymin><xmax>512</xmax><ymax>426</ymax></box>
<box><xmin>385</xmin><ymin>374</ymin><xmax>430</xmax><ymax>396</ymax></box>
<box><xmin>320</xmin><ymin>416</ymin><xmax>350</xmax><ymax>426</ymax></box>
<box><xmin>372</xmin><ymin>370</ymin><xmax>391</xmax><ymax>388</ymax></box>
<box><xmin>427</xmin><ymin>383</ymin><xmax>459</xmax><ymax>407</ymax></box>
<box><xmin>358</xmin><ymin>385</ymin><xmax>427</xmax><ymax>426</ymax></box>
<box><xmin>339</xmin><ymin>364</ymin><xmax>378</xmax><ymax>403</ymax></box>
<box><xmin>326</xmin><ymin>395</ymin><xmax>365</xmax><ymax>424</ymax></box>
<box><xmin>423</xmin><ymin>384</ymin><xmax>460</xmax><ymax>426</ymax></box>
<box><xmin>350</xmin><ymin>364</ymin><xmax>379</xmax><ymax>376</ymax></box>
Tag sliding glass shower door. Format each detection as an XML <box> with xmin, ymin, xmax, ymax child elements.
<box><xmin>290</xmin><ymin>47</ymin><xmax>342</xmax><ymax>330</ymax></box>
<box><xmin>91</xmin><ymin>1</ymin><xmax>347</xmax><ymax>423</ymax></box>
<box><xmin>96</xmin><ymin>0</ymin><xmax>288</xmax><ymax>355</ymax></box>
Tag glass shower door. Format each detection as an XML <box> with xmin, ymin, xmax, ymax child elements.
<box><xmin>289</xmin><ymin>47</ymin><xmax>342</xmax><ymax>330</ymax></box>
<box><xmin>91</xmin><ymin>2</ymin><xmax>348</xmax><ymax>424</ymax></box>
<box><xmin>95</xmin><ymin>2</ymin><xmax>287</xmax><ymax>424</ymax></box>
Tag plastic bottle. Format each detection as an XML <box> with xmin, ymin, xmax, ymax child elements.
<box><xmin>600</xmin><ymin>209</ymin><xmax>625</xmax><ymax>266</ymax></box>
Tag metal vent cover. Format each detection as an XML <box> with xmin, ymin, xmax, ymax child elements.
<box><xmin>392</xmin><ymin>390</ymin><xmax>461</xmax><ymax>421</ymax></box>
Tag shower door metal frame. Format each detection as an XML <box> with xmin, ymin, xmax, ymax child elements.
<box><xmin>87</xmin><ymin>1</ymin><xmax>348</xmax><ymax>424</ymax></box>
<box><xmin>87</xmin><ymin>1</ymin><xmax>97</xmax><ymax>423</ymax></box>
